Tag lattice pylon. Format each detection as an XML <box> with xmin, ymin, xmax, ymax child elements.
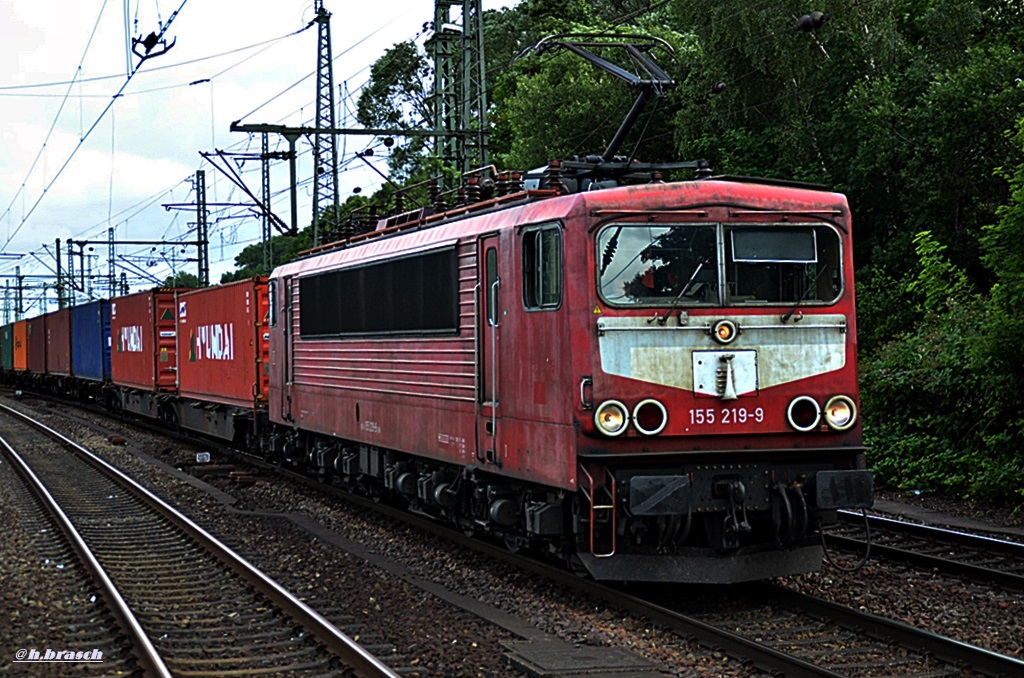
<box><xmin>313</xmin><ymin>2</ymin><xmax>340</xmax><ymax>245</ymax></box>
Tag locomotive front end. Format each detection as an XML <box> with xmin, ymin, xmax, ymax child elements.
<box><xmin>575</xmin><ymin>182</ymin><xmax>873</xmax><ymax>583</ymax></box>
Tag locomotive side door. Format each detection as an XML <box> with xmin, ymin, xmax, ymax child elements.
<box><xmin>477</xmin><ymin>235</ymin><xmax>502</xmax><ymax>465</ymax></box>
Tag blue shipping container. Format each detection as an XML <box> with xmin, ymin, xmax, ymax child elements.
<box><xmin>71</xmin><ymin>300</ymin><xmax>111</xmax><ymax>382</ymax></box>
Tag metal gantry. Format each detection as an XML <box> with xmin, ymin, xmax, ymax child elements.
<box><xmin>261</xmin><ymin>133</ymin><xmax>272</xmax><ymax>270</ymax></box>
<box><xmin>195</xmin><ymin>169</ymin><xmax>210</xmax><ymax>287</ymax></box>
<box><xmin>230</xmin><ymin>0</ymin><xmax>492</xmax><ymax>249</ymax></box>
<box><xmin>313</xmin><ymin>1</ymin><xmax>340</xmax><ymax>246</ymax></box>
<box><xmin>460</xmin><ymin>0</ymin><xmax>489</xmax><ymax>172</ymax></box>
<box><xmin>427</xmin><ymin>0</ymin><xmax>488</xmax><ymax>176</ymax></box>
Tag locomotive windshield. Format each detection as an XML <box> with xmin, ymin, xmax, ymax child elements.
<box><xmin>597</xmin><ymin>223</ymin><xmax>842</xmax><ymax>307</ymax></box>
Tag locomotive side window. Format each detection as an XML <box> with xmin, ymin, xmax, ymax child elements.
<box><xmin>485</xmin><ymin>246</ymin><xmax>499</xmax><ymax>326</ymax></box>
<box><xmin>267</xmin><ymin>279</ymin><xmax>277</xmax><ymax>327</ymax></box>
<box><xmin>298</xmin><ymin>246</ymin><xmax>459</xmax><ymax>337</ymax></box>
<box><xmin>598</xmin><ymin>224</ymin><xmax>719</xmax><ymax>305</ymax></box>
<box><xmin>522</xmin><ymin>224</ymin><xmax>562</xmax><ymax>309</ymax></box>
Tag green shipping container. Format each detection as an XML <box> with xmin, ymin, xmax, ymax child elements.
<box><xmin>1</xmin><ymin>323</ymin><xmax>12</xmax><ymax>371</ymax></box>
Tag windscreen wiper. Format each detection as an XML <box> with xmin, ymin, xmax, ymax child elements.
<box><xmin>656</xmin><ymin>261</ymin><xmax>704</xmax><ymax>325</ymax></box>
<box><xmin>781</xmin><ymin>266</ymin><xmax>828</xmax><ymax>323</ymax></box>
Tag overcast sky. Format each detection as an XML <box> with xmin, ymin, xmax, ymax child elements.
<box><xmin>0</xmin><ymin>0</ymin><xmax>514</xmax><ymax>317</ymax></box>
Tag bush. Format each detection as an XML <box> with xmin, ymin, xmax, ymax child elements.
<box><xmin>860</xmin><ymin>230</ymin><xmax>1024</xmax><ymax>508</ymax></box>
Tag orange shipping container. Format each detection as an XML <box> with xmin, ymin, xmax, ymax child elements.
<box><xmin>13</xmin><ymin>320</ymin><xmax>27</xmax><ymax>371</ymax></box>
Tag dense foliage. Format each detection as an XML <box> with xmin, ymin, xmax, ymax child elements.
<box><xmin>228</xmin><ymin>0</ymin><xmax>1024</xmax><ymax>507</ymax></box>
<box><xmin>485</xmin><ymin>0</ymin><xmax>1024</xmax><ymax>506</ymax></box>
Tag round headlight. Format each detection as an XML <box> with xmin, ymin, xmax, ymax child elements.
<box><xmin>594</xmin><ymin>400</ymin><xmax>629</xmax><ymax>437</ymax></box>
<box><xmin>633</xmin><ymin>399</ymin><xmax>668</xmax><ymax>436</ymax></box>
<box><xmin>824</xmin><ymin>395</ymin><xmax>858</xmax><ymax>431</ymax></box>
<box><xmin>712</xmin><ymin>319</ymin><xmax>738</xmax><ymax>344</ymax></box>
<box><xmin>787</xmin><ymin>396</ymin><xmax>821</xmax><ymax>432</ymax></box>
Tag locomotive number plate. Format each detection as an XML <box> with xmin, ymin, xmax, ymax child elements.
<box><xmin>688</xmin><ymin>406</ymin><xmax>766</xmax><ymax>426</ymax></box>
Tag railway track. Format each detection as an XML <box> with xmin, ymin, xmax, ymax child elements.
<box><xmin>829</xmin><ymin>510</ymin><xmax>1024</xmax><ymax>589</ymax></box>
<box><xmin>15</xmin><ymin>393</ymin><xmax>1024</xmax><ymax>676</ymax></box>
<box><xmin>0</xmin><ymin>401</ymin><xmax>398</xmax><ymax>677</ymax></box>
<box><xmin>675</xmin><ymin>582</ymin><xmax>1023</xmax><ymax>677</ymax></box>
<box><xmin>262</xmin><ymin>467</ymin><xmax>1024</xmax><ymax>677</ymax></box>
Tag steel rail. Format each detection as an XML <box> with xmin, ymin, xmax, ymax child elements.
<box><xmin>0</xmin><ymin>433</ymin><xmax>171</xmax><ymax>677</ymax></box>
<box><xmin>833</xmin><ymin>511</ymin><xmax>1024</xmax><ymax>589</ymax></box>
<box><xmin>839</xmin><ymin>510</ymin><xmax>1024</xmax><ymax>554</ymax></box>
<box><xmin>284</xmin><ymin>463</ymin><xmax>1024</xmax><ymax>678</ymax></box>
<box><xmin>762</xmin><ymin>583</ymin><xmax>1024</xmax><ymax>677</ymax></box>
<box><xmin>0</xmin><ymin>401</ymin><xmax>399</xmax><ymax>678</ymax></box>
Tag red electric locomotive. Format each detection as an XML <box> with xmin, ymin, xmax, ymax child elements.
<box><xmin>262</xmin><ymin>163</ymin><xmax>872</xmax><ymax>583</ymax></box>
<box><xmin>261</xmin><ymin>35</ymin><xmax>871</xmax><ymax>583</ymax></box>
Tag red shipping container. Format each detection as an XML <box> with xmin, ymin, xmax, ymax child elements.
<box><xmin>177</xmin><ymin>278</ymin><xmax>269</xmax><ymax>408</ymax></box>
<box><xmin>110</xmin><ymin>289</ymin><xmax>181</xmax><ymax>391</ymax></box>
<box><xmin>45</xmin><ymin>308</ymin><xmax>72</xmax><ymax>376</ymax></box>
<box><xmin>26</xmin><ymin>315</ymin><xmax>46</xmax><ymax>374</ymax></box>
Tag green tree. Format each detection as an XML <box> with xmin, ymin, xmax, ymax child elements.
<box><xmin>357</xmin><ymin>40</ymin><xmax>432</xmax><ymax>128</ymax></box>
<box><xmin>355</xmin><ymin>40</ymin><xmax>432</xmax><ymax>181</ymax></box>
<box><xmin>669</xmin><ymin>0</ymin><xmax>1024</xmax><ymax>274</ymax></box>
<box><xmin>163</xmin><ymin>272</ymin><xmax>202</xmax><ymax>288</ymax></box>
<box><xmin>220</xmin><ymin>230</ymin><xmax>313</xmax><ymax>283</ymax></box>
<box><xmin>981</xmin><ymin>119</ymin><xmax>1024</xmax><ymax>373</ymax></box>
<box><xmin>220</xmin><ymin>198</ymin><xmax>374</xmax><ymax>284</ymax></box>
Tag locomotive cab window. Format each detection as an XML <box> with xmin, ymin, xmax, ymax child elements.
<box><xmin>597</xmin><ymin>222</ymin><xmax>842</xmax><ymax>307</ymax></box>
<box><xmin>725</xmin><ymin>225</ymin><xmax>841</xmax><ymax>305</ymax></box>
<box><xmin>522</xmin><ymin>224</ymin><xmax>562</xmax><ymax>309</ymax></box>
<box><xmin>598</xmin><ymin>224</ymin><xmax>719</xmax><ymax>305</ymax></box>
